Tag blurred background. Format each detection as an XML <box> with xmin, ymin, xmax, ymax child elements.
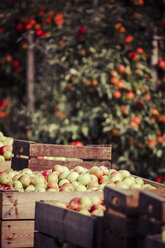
<box><xmin>0</xmin><ymin>0</ymin><xmax>165</xmax><ymax>180</ymax></box>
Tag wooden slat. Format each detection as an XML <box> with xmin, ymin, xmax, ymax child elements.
<box><xmin>0</xmin><ymin>220</ymin><xmax>34</xmax><ymax>248</ymax></box>
<box><xmin>0</xmin><ymin>161</ymin><xmax>11</xmax><ymax>172</ymax></box>
<box><xmin>137</xmin><ymin>215</ymin><xmax>162</xmax><ymax>236</ymax></box>
<box><xmin>12</xmin><ymin>139</ymin><xmax>35</xmax><ymax>156</ymax></box>
<box><xmin>35</xmin><ymin>201</ymin><xmax>102</xmax><ymax>248</ymax></box>
<box><xmin>104</xmin><ymin>186</ymin><xmax>141</xmax><ymax>215</ymax></box>
<box><xmin>34</xmin><ymin>232</ymin><xmax>62</xmax><ymax>248</ymax></box>
<box><xmin>104</xmin><ymin>211</ymin><xmax>138</xmax><ymax>238</ymax></box>
<box><xmin>0</xmin><ymin>191</ymin><xmax>103</xmax><ymax>220</ymax></box>
<box><xmin>29</xmin><ymin>144</ymin><xmax>112</xmax><ymax>160</ymax></box>
<box><xmin>11</xmin><ymin>157</ymin><xmax>28</xmax><ymax>171</ymax></box>
<box><xmin>139</xmin><ymin>190</ymin><xmax>165</xmax><ymax>223</ymax></box>
<box><xmin>28</xmin><ymin>158</ymin><xmax>111</xmax><ymax>171</ymax></box>
<box><xmin>146</xmin><ymin>234</ymin><xmax>165</xmax><ymax>248</ymax></box>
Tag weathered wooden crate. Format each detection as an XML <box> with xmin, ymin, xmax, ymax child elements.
<box><xmin>103</xmin><ymin>186</ymin><xmax>165</xmax><ymax>248</ymax></box>
<box><xmin>0</xmin><ymin>191</ymin><xmax>102</xmax><ymax>248</ymax></box>
<box><xmin>138</xmin><ymin>190</ymin><xmax>165</xmax><ymax>238</ymax></box>
<box><xmin>146</xmin><ymin>234</ymin><xmax>165</xmax><ymax>248</ymax></box>
<box><xmin>11</xmin><ymin>139</ymin><xmax>112</xmax><ymax>171</ymax></box>
<box><xmin>34</xmin><ymin>193</ymin><xmax>104</xmax><ymax>248</ymax></box>
<box><xmin>0</xmin><ymin>161</ymin><xmax>11</xmax><ymax>172</ymax></box>
<box><xmin>34</xmin><ymin>232</ymin><xmax>77</xmax><ymax>248</ymax></box>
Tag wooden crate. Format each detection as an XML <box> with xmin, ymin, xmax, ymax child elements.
<box><xmin>11</xmin><ymin>139</ymin><xmax>112</xmax><ymax>171</ymax></box>
<box><xmin>0</xmin><ymin>190</ymin><xmax>102</xmax><ymax>248</ymax></box>
<box><xmin>138</xmin><ymin>190</ymin><xmax>165</xmax><ymax>238</ymax></box>
<box><xmin>146</xmin><ymin>234</ymin><xmax>165</xmax><ymax>248</ymax></box>
<box><xmin>0</xmin><ymin>161</ymin><xmax>11</xmax><ymax>172</ymax></box>
<box><xmin>34</xmin><ymin>195</ymin><xmax>104</xmax><ymax>248</ymax></box>
<box><xmin>34</xmin><ymin>232</ymin><xmax>78</xmax><ymax>248</ymax></box>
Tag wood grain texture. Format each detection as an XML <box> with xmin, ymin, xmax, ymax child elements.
<box><xmin>28</xmin><ymin>158</ymin><xmax>111</xmax><ymax>171</ymax></box>
<box><xmin>35</xmin><ymin>201</ymin><xmax>103</xmax><ymax>248</ymax></box>
<box><xmin>0</xmin><ymin>161</ymin><xmax>11</xmax><ymax>171</ymax></box>
<box><xmin>0</xmin><ymin>191</ymin><xmax>103</xmax><ymax>220</ymax></box>
<box><xmin>12</xmin><ymin>139</ymin><xmax>35</xmax><ymax>156</ymax></box>
<box><xmin>139</xmin><ymin>190</ymin><xmax>165</xmax><ymax>222</ymax></box>
<box><xmin>146</xmin><ymin>234</ymin><xmax>165</xmax><ymax>248</ymax></box>
<box><xmin>0</xmin><ymin>220</ymin><xmax>34</xmax><ymax>248</ymax></box>
<box><xmin>29</xmin><ymin>143</ymin><xmax>112</xmax><ymax>160</ymax></box>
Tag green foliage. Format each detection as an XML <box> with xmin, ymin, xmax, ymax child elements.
<box><xmin>0</xmin><ymin>0</ymin><xmax>165</xmax><ymax>178</ymax></box>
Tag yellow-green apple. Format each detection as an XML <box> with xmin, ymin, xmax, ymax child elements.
<box><xmin>59</xmin><ymin>179</ymin><xmax>70</xmax><ymax>187</ymax></box>
<box><xmin>0</xmin><ymin>173</ymin><xmax>11</xmax><ymax>185</ymax></box>
<box><xmin>91</xmin><ymin>196</ymin><xmax>102</xmax><ymax>205</ymax></box>
<box><xmin>58</xmin><ymin>171</ymin><xmax>69</xmax><ymax>180</ymax></box>
<box><xmin>67</xmin><ymin>171</ymin><xmax>79</xmax><ymax>182</ymax></box>
<box><xmin>115</xmin><ymin>182</ymin><xmax>129</xmax><ymax>189</ymax></box>
<box><xmin>21</xmin><ymin>168</ymin><xmax>33</xmax><ymax>175</ymax></box>
<box><xmin>25</xmin><ymin>184</ymin><xmax>35</xmax><ymax>192</ymax></box>
<box><xmin>10</xmin><ymin>180</ymin><xmax>23</xmax><ymax>190</ymax></box>
<box><xmin>108</xmin><ymin>169</ymin><xmax>117</xmax><ymax>177</ymax></box>
<box><xmin>34</xmin><ymin>174</ymin><xmax>46</xmax><ymax>186</ymax></box>
<box><xmin>100</xmin><ymin>166</ymin><xmax>109</xmax><ymax>175</ymax></box>
<box><xmin>92</xmin><ymin>209</ymin><xmax>104</xmax><ymax>216</ymax></box>
<box><xmin>47</xmin><ymin>172</ymin><xmax>58</xmax><ymax>183</ymax></box>
<box><xmin>47</xmin><ymin>181</ymin><xmax>59</xmax><ymax>190</ymax></box>
<box><xmin>59</xmin><ymin>182</ymin><xmax>74</xmax><ymax>191</ymax></box>
<box><xmin>0</xmin><ymin>155</ymin><xmax>5</xmax><ymax>161</ymax></box>
<box><xmin>19</xmin><ymin>175</ymin><xmax>31</xmax><ymax>187</ymax></box>
<box><xmin>110</xmin><ymin>171</ymin><xmax>122</xmax><ymax>183</ymax></box>
<box><xmin>68</xmin><ymin>197</ymin><xmax>80</xmax><ymax>210</ymax></box>
<box><xmin>52</xmin><ymin>164</ymin><xmax>69</xmax><ymax>173</ymax></box>
<box><xmin>130</xmin><ymin>183</ymin><xmax>142</xmax><ymax>189</ymax></box>
<box><xmin>72</xmin><ymin>181</ymin><xmax>80</xmax><ymax>189</ymax></box>
<box><xmin>89</xmin><ymin>167</ymin><xmax>103</xmax><ymax>180</ymax></box>
<box><xmin>79</xmin><ymin>209</ymin><xmax>91</xmax><ymax>216</ymax></box>
<box><xmin>3</xmin><ymin>151</ymin><xmax>12</xmax><ymax>160</ymax></box>
<box><xmin>79</xmin><ymin>196</ymin><xmax>92</xmax><ymax>208</ymax></box>
<box><xmin>123</xmin><ymin>177</ymin><xmax>135</xmax><ymax>187</ymax></box>
<box><xmin>77</xmin><ymin>173</ymin><xmax>91</xmax><ymax>185</ymax></box>
<box><xmin>73</xmin><ymin>166</ymin><xmax>86</xmax><ymax>174</ymax></box>
<box><xmin>74</xmin><ymin>184</ymin><xmax>87</xmax><ymax>191</ymax></box>
<box><xmin>119</xmin><ymin>170</ymin><xmax>131</xmax><ymax>179</ymax></box>
<box><xmin>87</xmin><ymin>180</ymin><xmax>99</xmax><ymax>189</ymax></box>
<box><xmin>52</xmin><ymin>202</ymin><xmax>66</xmax><ymax>208</ymax></box>
<box><xmin>135</xmin><ymin>177</ymin><xmax>144</xmax><ymax>186</ymax></box>
<box><xmin>35</xmin><ymin>185</ymin><xmax>46</xmax><ymax>192</ymax></box>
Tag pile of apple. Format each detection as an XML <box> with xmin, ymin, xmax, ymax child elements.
<box><xmin>0</xmin><ymin>164</ymin><xmax>156</xmax><ymax>192</ymax></box>
<box><xmin>0</xmin><ymin>131</ymin><xmax>13</xmax><ymax>161</ymax></box>
<box><xmin>52</xmin><ymin>195</ymin><xmax>105</xmax><ymax>216</ymax></box>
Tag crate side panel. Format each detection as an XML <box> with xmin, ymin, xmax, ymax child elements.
<box><xmin>29</xmin><ymin>158</ymin><xmax>111</xmax><ymax>171</ymax></box>
<box><xmin>1</xmin><ymin>220</ymin><xmax>34</xmax><ymax>248</ymax></box>
<box><xmin>34</xmin><ymin>232</ymin><xmax>59</xmax><ymax>248</ymax></box>
<box><xmin>2</xmin><ymin>191</ymin><xmax>103</xmax><ymax>220</ymax></box>
<box><xmin>0</xmin><ymin>161</ymin><xmax>11</xmax><ymax>171</ymax></box>
<box><xmin>30</xmin><ymin>144</ymin><xmax>112</xmax><ymax>160</ymax></box>
<box><xmin>35</xmin><ymin>201</ymin><xmax>95</xmax><ymax>248</ymax></box>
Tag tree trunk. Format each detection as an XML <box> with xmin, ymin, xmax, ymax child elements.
<box><xmin>150</xmin><ymin>28</ymin><xmax>159</xmax><ymax>89</ymax></box>
<box><xmin>26</xmin><ymin>31</ymin><xmax>35</xmax><ymax>115</ymax></box>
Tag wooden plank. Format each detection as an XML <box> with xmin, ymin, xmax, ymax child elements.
<box><xmin>104</xmin><ymin>186</ymin><xmax>141</xmax><ymax>215</ymax></box>
<box><xmin>12</xmin><ymin>140</ymin><xmax>112</xmax><ymax>160</ymax></box>
<box><xmin>35</xmin><ymin>201</ymin><xmax>103</xmax><ymax>248</ymax></box>
<box><xmin>28</xmin><ymin>158</ymin><xmax>111</xmax><ymax>171</ymax></box>
<box><xmin>34</xmin><ymin>232</ymin><xmax>61</xmax><ymax>248</ymax></box>
<box><xmin>0</xmin><ymin>191</ymin><xmax>103</xmax><ymax>220</ymax></box>
<box><xmin>139</xmin><ymin>190</ymin><xmax>165</xmax><ymax>223</ymax></box>
<box><xmin>103</xmin><ymin>230</ymin><xmax>138</xmax><ymax>248</ymax></box>
<box><xmin>0</xmin><ymin>161</ymin><xmax>11</xmax><ymax>171</ymax></box>
<box><xmin>29</xmin><ymin>144</ymin><xmax>112</xmax><ymax>160</ymax></box>
<box><xmin>12</xmin><ymin>139</ymin><xmax>35</xmax><ymax>157</ymax></box>
<box><xmin>146</xmin><ymin>234</ymin><xmax>165</xmax><ymax>248</ymax></box>
<box><xmin>11</xmin><ymin>157</ymin><xmax>29</xmax><ymax>171</ymax></box>
<box><xmin>104</xmin><ymin>211</ymin><xmax>138</xmax><ymax>238</ymax></box>
<box><xmin>0</xmin><ymin>220</ymin><xmax>34</xmax><ymax>248</ymax></box>
<box><xmin>137</xmin><ymin>215</ymin><xmax>162</xmax><ymax>236</ymax></box>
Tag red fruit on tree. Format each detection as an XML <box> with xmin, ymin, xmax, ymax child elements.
<box><xmin>126</xmin><ymin>91</ymin><xmax>135</xmax><ymax>100</ymax></box>
<box><xmin>13</xmin><ymin>61</ymin><xmax>20</xmax><ymax>68</ymax></box>
<box><xmin>136</xmin><ymin>47</ymin><xmax>144</xmax><ymax>54</ymax></box>
<box><xmin>157</xmin><ymin>136</ymin><xmax>164</xmax><ymax>143</ymax></box>
<box><xmin>71</xmin><ymin>141</ymin><xmax>83</xmax><ymax>146</ymax></box>
<box><xmin>35</xmin><ymin>30</ymin><xmax>43</xmax><ymax>37</ymax></box>
<box><xmin>125</xmin><ymin>35</ymin><xmax>134</xmax><ymax>43</ymax></box>
<box><xmin>158</xmin><ymin>60</ymin><xmax>165</xmax><ymax>69</ymax></box>
<box><xmin>117</xmin><ymin>65</ymin><xmax>125</xmax><ymax>74</ymax></box>
<box><xmin>16</xmin><ymin>23</ymin><xmax>24</xmax><ymax>31</ymax></box>
<box><xmin>113</xmin><ymin>90</ymin><xmax>121</xmax><ymax>99</ymax></box>
<box><xmin>148</xmin><ymin>139</ymin><xmax>156</xmax><ymax>147</ymax></box>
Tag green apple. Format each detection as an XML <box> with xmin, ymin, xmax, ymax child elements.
<box><xmin>119</xmin><ymin>170</ymin><xmax>131</xmax><ymax>179</ymax></box>
<box><xmin>35</xmin><ymin>185</ymin><xmax>46</xmax><ymax>192</ymax></box>
<box><xmin>90</xmin><ymin>174</ymin><xmax>98</xmax><ymax>182</ymax></box>
<box><xmin>46</xmin><ymin>188</ymin><xmax>58</xmax><ymax>192</ymax></box>
<box><xmin>91</xmin><ymin>195</ymin><xmax>102</xmax><ymax>205</ymax></box>
<box><xmin>25</xmin><ymin>185</ymin><xmax>35</xmax><ymax>192</ymax></box>
<box><xmin>59</xmin><ymin>179</ymin><xmax>70</xmax><ymax>187</ymax></box>
<box><xmin>47</xmin><ymin>172</ymin><xmax>58</xmax><ymax>183</ymax></box>
<box><xmin>115</xmin><ymin>182</ymin><xmax>129</xmax><ymax>189</ymax></box>
<box><xmin>3</xmin><ymin>151</ymin><xmax>12</xmax><ymax>160</ymax></box>
<box><xmin>73</xmin><ymin>166</ymin><xmax>86</xmax><ymax>174</ymax></box>
<box><xmin>129</xmin><ymin>183</ymin><xmax>142</xmax><ymax>189</ymax></box>
<box><xmin>92</xmin><ymin>209</ymin><xmax>104</xmax><ymax>216</ymax></box>
<box><xmin>52</xmin><ymin>202</ymin><xmax>66</xmax><ymax>208</ymax></box>
<box><xmin>79</xmin><ymin>196</ymin><xmax>92</xmax><ymax>208</ymax></box>
<box><xmin>19</xmin><ymin>175</ymin><xmax>30</xmax><ymax>187</ymax></box>
<box><xmin>79</xmin><ymin>209</ymin><xmax>91</xmax><ymax>216</ymax></box>
<box><xmin>100</xmin><ymin>166</ymin><xmax>109</xmax><ymax>175</ymax></box>
<box><xmin>34</xmin><ymin>174</ymin><xmax>46</xmax><ymax>186</ymax></box>
<box><xmin>22</xmin><ymin>168</ymin><xmax>34</xmax><ymax>175</ymax></box>
<box><xmin>78</xmin><ymin>173</ymin><xmax>91</xmax><ymax>186</ymax></box>
<box><xmin>74</xmin><ymin>184</ymin><xmax>87</xmax><ymax>191</ymax></box>
<box><xmin>108</xmin><ymin>169</ymin><xmax>117</xmax><ymax>178</ymax></box>
<box><xmin>71</xmin><ymin>181</ymin><xmax>80</xmax><ymax>189</ymax></box>
<box><xmin>0</xmin><ymin>173</ymin><xmax>11</xmax><ymax>185</ymax></box>
<box><xmin>123</xmin><ymin>177</ymin><xmax>135</xmax><ymax>187</ymax></box>
<box><xmin>67</xmin><ymin>171</ymin><xmax>79</xmax><ymax>182</ymax></box>
<box><xmin>87</xmin><ymin>180</ymin><xmax>99</xmax><ymax>189</ymax></box>
<box><xmin>10</xmin><ymin>180</ymin><xmax>23</xmax><ymax>190</ymax></box>
<box><xmin>135</xmin><ymin>177</ymin><xmax>144</xmax><ymax>186</ymax></box>
<box><xmin>0</xmin><ymin>155</ymin><xmax>5</xmax><ymax>161</ymax></box>
<box><xmin>58</xmin><ymin>171</ymin><xmax>69</xmax><ymax>180</ymax></box>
